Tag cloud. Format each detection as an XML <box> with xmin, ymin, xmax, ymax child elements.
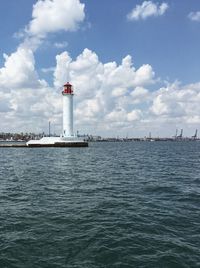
<box><xmin>150</xmin><ymin>82</ymin><xmax>200</xmax><ymax>121</ymax></box>
<box><xmin>53</xmin><ymin>48</ymin><xmax>155</xmax><ymax>132</ymax></box>
<box><xmin>127</xmin><ymin>1</ymin><xmax>168</xmax><ymax>21</ymax></box>
<box><xmin>106</xmin><ymin>108</ymin><xmax>142</xmax><ymax>125</ymax></box>
<box><xmin>0</xmin><ymin>47</ymin><xmax>156</xmax><ymax>133</ymax></box>
<box><xmin>0</xmin><ymin>92</ymin><xmax>13</xmax><ymax>113</ymax></box>
<box><xmin>13</xmin><ymin>0</ymin><xmax>85</xmax><ymax>51</ymax></box>
<box><xmin>54</xmin><ymin>51</ymin><xmax>72</xmax><ymax>88</ymax></box>
<box><xmin>1</xmin><ymin>47</ymin><xmax>200</xmax><ymax>136</ymax></box>
<box><xmin>0</xmin><ymin>47</ymin><xmax>46</xmax><ymax>89</ymax></box>
<box><xmin>188</xmin><ymin>11</ymin><xmax>200</xmax><ymax>22</ymax></box>
<box><xmin>54</xmin><ymin>41</ymin><xmax>68</xmax><ymax>49</ymax></box>
<box><xmin>0</xmin><ymin>45</ymin><xmax>60</xmax><ymax>132</ymax></box>
<box><xmin>41</xmin><ymin>67</ymin><xmax>55</xmax><ymax>73</ymax></box>
<box><xmin>0</xmin><ymin>0</ymin><xmax>86</xmax><ymax>133</ymax></box>
<box><xmin>130</xmin><ymin>86</ymin><xmax>150</xmax><ymax>104</ymax></box>
<box><xmin>27</xmin><ymin>0</ymin><xmax>85</xmax><ymax>37</ymax></box>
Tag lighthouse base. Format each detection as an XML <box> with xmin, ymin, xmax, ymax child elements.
<box><xmin>26</xmin><ymin>137</ymin><xmax>88</xmax><ymax>147</ymax></box>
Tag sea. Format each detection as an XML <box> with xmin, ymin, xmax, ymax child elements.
<box><xmin>0</xmin><ymin>141</ymin><xmax>199</xmax><ymax>268</ymax></box>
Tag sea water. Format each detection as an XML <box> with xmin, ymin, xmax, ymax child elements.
<box><xmin>0</xmin><ymin>142</ymin><xmax>200</xmax><ymax>267</ymax></box>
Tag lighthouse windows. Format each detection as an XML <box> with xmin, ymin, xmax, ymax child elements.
<box><xmin>63</xmin><ymin>86</ymin><xmax>73</xmax><ymax>94</ymax></box>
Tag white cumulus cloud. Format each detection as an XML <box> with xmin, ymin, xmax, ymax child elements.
<box><xmin>150</xmin><ymin>82</ymin><xmax>200</xmax><ymax>121</ymax></box>
<box><xmin>0</xmin><ymin>47</ymin><xmax>45</xmax><ymax>89</ymax></box>
<box><xmin>127</xmin><ymin>1</ymin><xmax>168</xmax><ymax>21</ymax></box>
<box><xmin>1</xmin><ymin>47</ymin><xmax>200</xmax><ymax>136</ymax></box>
<box><xmin>0</xmin><ymin>47</ymin><xmax>156</xmax><ymax>134</ymax></box>
<box><xmin>27</xmin><ymin>0</ymin><xmax>85</xmax><ymax>36</ymax></box>
<box><xmin>0</xmin><ymin>0</ymin><xmax>86</xmax><ymax>133</ymax></box>
<box><xmin>188</xmin><ymin>11</ymin><xmax>200</xmax><ymax>22</ymax></box>
<box><xmin>15</xmin><ymin>0</ymin><xmax>85</xmax><ymax>51</ymax></box>
<box><xmin>53</xmin><ymin>48</ymin><xmax>155</xmax><ymax>133</ymax></box>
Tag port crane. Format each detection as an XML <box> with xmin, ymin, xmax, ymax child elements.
<box><xmin>173</xmin><ymin>129</ymin><xmax>178</xmax><ymax>139</ymax></box>
<box><xmin>176</xmin><ymin>129</ymin><xmax>183</xmax><ymax>139</ymax></box>
<box><xmin>192</xmin><ymin>129</ymin><xmax>198</xmax><ymax>140</ymax></box>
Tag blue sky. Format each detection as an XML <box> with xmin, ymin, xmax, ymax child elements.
<box><xmin>0</xmin><ymin>0</ymin><xmax>200</xmax><ymax>137</ymax></box>
<box><xmin>1</xmin><ymin>0</ymin><xmax>200</xmax><ymax>84</ymax></box>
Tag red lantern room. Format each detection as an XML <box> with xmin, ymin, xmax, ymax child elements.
<box><xmin>62</xmin><ymin>82</ymin><xmax>74</xmax><ymax>95</ymax></box>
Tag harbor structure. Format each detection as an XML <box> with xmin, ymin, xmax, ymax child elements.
<box><xmin>26</xmin><ymin>82</ymin><xmax>88</xmax><ymax>147</ymax></box>
<box><xmin>192</xmin><ymin>129</ymin><xmax>198</xmax><ymax>140</ymax></box>
<box><xmin>62</xmin><ymin>82</ymin><xmax>74</xmax><ymax>137</ymax></box>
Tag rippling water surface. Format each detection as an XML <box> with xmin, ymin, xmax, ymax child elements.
<box><xmin>0</xmin><ymin>142</ymin><xmax>200</xmax><ymax>268</ymax></box>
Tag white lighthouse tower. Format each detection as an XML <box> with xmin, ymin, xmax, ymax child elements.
<box><xmin>62</xmin><ymin>82</ymin><xmax>74</xmax><ymax>137</ymax></box>
<box><xmin>26</xmin><ymin>80</ymin><xmax>88</xmax><ymax>147</ymax></box>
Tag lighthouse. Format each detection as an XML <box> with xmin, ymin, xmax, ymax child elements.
<box><xmin>62</xmin><ymin>82</ymin><xmax>74</xmax><ymax>137</ymax></box>
<box><xmin>26</xmin><ymin>79</ymin><xmax>88</xmax><ymax>147</ymax></box>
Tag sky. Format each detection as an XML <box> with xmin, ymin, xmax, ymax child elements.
<box><xmin>0</xmin><ymin>0</ymin><xmax>200</xmax><ymax>137</ymax></box>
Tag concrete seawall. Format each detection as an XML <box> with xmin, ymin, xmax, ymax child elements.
<box><xmin>27</xmin><ymin>142</ymin><xmax>88</xmax><ymax>147</ymax></box>
<box><xmin>0</xmin><ymin>144</ymin><xmax>27</xmax><ymax>148</ymax></box>
<box><xmin>0</xmin><ymin>142</ymin><xmax>88</xmax><ymax>148</ymax></box>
